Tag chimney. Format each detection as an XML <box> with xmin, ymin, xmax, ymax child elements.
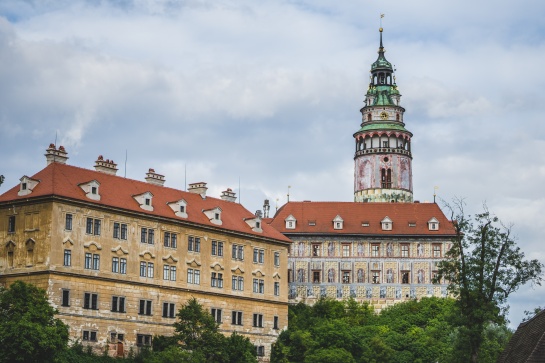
<box><xmin>263</xmin><ymin>199</ymin><xmax>270</xmax><ymax>218</ymax></box>
<box><xmin>94</xmin><ymin>155</ymin><xmax>118</xmax><ymax>175</ymax></box>
<box><xmin>45</xmin><ymin>144</ymin><xmax>68</xmax><ymax>165</ymax></box>
<box><xmin>145</xmin><ymin>168</ymin><xmax>165</xmax><ymax>186</ymax></box>
<box><xmin>255</xmin><ymin>210</ymin><xmax>263</xmax><ymax>218</ymax></box>
<box><xmin>220</xmin><ymin>188</ymin><xmax>237</xmax><ymax>202</ymax></box>
<box><xmin>188</xmin><ymin>182</ymin><xmax>207</xmax><ymax>198</ymax></box>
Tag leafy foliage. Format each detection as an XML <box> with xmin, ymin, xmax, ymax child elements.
<box><xmin>436</xmin><ymin>200</ymin><xmax>543</xmax><ymax>362</ymax></box>
<box><xmin>0</xmin><ymin>281</ymin><xmax>69</xmax><ymax>363</ymax></box>
<box><xmin>271</xmin><ymin>296</ymin><xmax>512</xmax><ymax>363</ymax></box>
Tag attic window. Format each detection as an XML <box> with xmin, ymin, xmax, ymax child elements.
<box><xmin>333</xmin><ymin>215</ymin><xmax>344</xmax><ymax>230</ymax></box>
<box><xmin>308</xmin><ymin>221</ymin><xmax>316</xmax><ymax>226</ymax></box>
<box><xmin>180</xmin><ymin>205</ymin><xmax>185</xmax><ymax>213</ymax></box>
<box><xmin>408</xmin><ymin>222</ymin><xmax>416</xmax><ymax>227</ymax></box>
<box><xmin>22</xmin><ymin>183</ymin><xmax>27</xmax><ymax>190</ymax></box>
<box><xmin>145</xmin><ymin>198</ymin><xmax>151</xmax><ymax>206</ymax></box>
<box><xmin>91</xmin><ymin>187</ymin><xmax>97</xmax><ymax>195</ymax></box>
<box><xmin>362</xmin><ymin>222</ymin><xmax>370</xmax><ymax>227</ymax></box>
<box><xmin>428</xmin><ymin>218</ymin><xmax>440</xmax><ymax>231</ymax></box>
<box><xmin>203</xmin><ymin>207</ymin><xmax>222</xmax><ymax>226</ymax></box>
<box><xmin>381</xmin><ymin>217</ymin><xmax>393</xmax><ymax>231</ymax></box>
<box><xmin>79</xmin><ymin>180</ymin><xmax>101</xmax><ymax>201</ymax></box>
<box><xmin>18</xmin><ymin>176</ymin><xmax>40</xmax><ymax>196</ymax></box>
<box><xmin>133</xmin><ymin>192</ymin><xmax>154</xmax><ymax>211</ymax></box>
<box><xmin>285</xmin><ymin>215</ymin><xmax>296</xmax><ymax>230</ymax></box>
<box><xmin>215</xmin><ymin>213</ymin><xmax>220</xmax><ymax>220</ymax></box>
<box><xmin>256</xmin><ymin>221</ymin><xmax>261</xmax><ymax>229</ymax></box>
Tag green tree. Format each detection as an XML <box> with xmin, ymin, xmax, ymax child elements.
<box><xmin>0</xmin><ymin>175</ymin><xmax>4</xmax><ymax>187</ymax></box>
<box><xmin>436</xmin><ymin>200</ymin><xmax>543</xmax><ymax>363</ymax></box>
<box><xmin>0</xmin><ymin>280</ymin><xmax>69</xmax><ymax>363</ymax></box>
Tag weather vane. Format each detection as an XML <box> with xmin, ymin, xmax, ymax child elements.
<box><xmin>380</xmin><ymin>13</ymin><xmax>384</xmax><ymax>28</ymax></box>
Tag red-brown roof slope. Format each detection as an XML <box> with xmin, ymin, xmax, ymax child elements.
<box><xmin>268</xmin><ymin>201</ymin><xmax>456</xmax><ymax>236</ymax></box>
<box><xmin>0</xmin><ymin>162</ymin><xmax>290</xmax><ymax>243</ymax></box>
<box><xmin>497</xmin><ymin>310</ymin><xmax>545</xmax><ymax>363</ymax></box>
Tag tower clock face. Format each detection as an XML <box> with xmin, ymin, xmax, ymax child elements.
<box><xmin>380</xmin><ymin>111</ymin><xmax>388</xmax><ymax>120</ymax></box>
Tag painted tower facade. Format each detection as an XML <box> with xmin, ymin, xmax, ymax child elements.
<box><xmin>354</xmin><ymin>28</ymin><xmax>413</xmax><ymax>203</ymax></box>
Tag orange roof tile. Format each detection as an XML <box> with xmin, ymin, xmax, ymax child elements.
<box><xmin>268</xmin><ymin>201</ymin><xmax>456</xmax><ymax>236</ymax></box>
<box><xmin>0</xmin><ymin>163</ymin><xmax>290</xmax><ymax>243</ymax></box>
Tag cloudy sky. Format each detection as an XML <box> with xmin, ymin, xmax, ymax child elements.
<box><xmin>0</xmin><ymin>0</ymin><xmax>544</xmax><ymax>327</ymax></box>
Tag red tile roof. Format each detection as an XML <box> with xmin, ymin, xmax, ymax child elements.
<box><xmin>268</xmin><ymin>201</ymin><xmax>456</xmax><ymax>236</ymax></box>
<box><xmin>497</xmin><ymin>309</ymin><xmax>545</xmax><ymax>363</ymax></box>
<box><xmin>0</xmin><ymin>162</ymin><xmax>290</xmax><ymax>243</ymax></box>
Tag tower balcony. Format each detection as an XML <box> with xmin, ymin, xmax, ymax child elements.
<box><xmin>355</xmin><ymin>147</ymin><xmax>412</xmax><ymax>158</ymax></box>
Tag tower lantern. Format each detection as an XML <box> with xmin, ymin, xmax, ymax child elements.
<box><xmin>354</xmin><ymin>27</ymin><xmax>413</xmax><ymax>203</ymax></box>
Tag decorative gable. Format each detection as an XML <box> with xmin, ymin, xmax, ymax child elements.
<box><xmin>285</xmin><ymin>214</ymin><xmax>296</xmax><ymax>229</ymax></box>
<box><xmin>244</xmin><ymin>216</ymin><xmax>263</xmax><ymax>233</ymax></box>
<box><xmin>428</xmin><ymin>217</ymin><xmax>439</xmax><ymax>231</ymax></box>
<box><xmin>203</xmin><ymin>207</ymin><xmax>222</xmax><ymax>226</ymax></box>
<box><xmin>18</xmin><ymin>176</ymin><xmax>40</xmax><ymax>196</ymax></box>
<box><xmin>333</xmin><ymin>215</ymin><xmax>344</xmax><ymax>230</ymax></box>
<box><xmin>381</xmin><ymin>216</ymin><xmax>393</xmax><ymax>231</ymax></box>
<box><xmin>133</xmin><ymin>191</ymin><xmax>154</xmax><ymax>211</ymax></box>
<box><xmin>79</xmin><ymin>180</ymin><xmax>101</xmax><ymax>201</ymax></box>
<box><xmin>167</xmin><ymin>199</ymin><xmax>188</xmax><ymax>218</ymax></box>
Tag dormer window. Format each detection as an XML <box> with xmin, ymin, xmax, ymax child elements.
<box><xmin>133</xmin><ymin>192</ymin><xmax>154</xmax><ymax>211</ymax></box>
<box><xmin>18</xmin><ymin>176</ymin><xmax>40</xmax><ymax>196</ymax></box>
<box><xmin>244</xmin><ymin>216</ymin><xmax>262</xmax><ymax>233</ymax></box>
<box><xmin>428</xmin><ymin>217</ymin><xmax>440</xmax><ymax>231</ymax></box>
<box><xmin>79</xmin><ymin>180</ymin><xmax>101</xmax><ymax>201</ymax></box>
<box><xmin>203</xmin><ymin>207</ymin><xmax>222</xmax><ymax>226</ymax></box>
<box><xmin>333</xmin><ymin>215</ymin><xmax>344</xmax><ymax>230</ymax></box>
<box><xmin>256</xmin><ymin>221</ymin><xmax>261</xmax><ymax>229</ymax></box>
<box><xmin>381</xmin><ymin>216</ymin><xmax>393</xmax><ymax>231</ymax></box>
<box><xmin>168</xmin><ymin>199</ymin><xmax>188</xmax><ymax>218</ymax></box>
<box><xmin>285</xmin><ymin>215</ymin><xmax>296</xmax><ymax>229</ymax></box>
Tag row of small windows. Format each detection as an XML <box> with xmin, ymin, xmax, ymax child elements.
<box><xmin>61</xmin><ymin>289</ymin><xmax>279</xmax><ymax>328</ymax></box>
<box><xmin>286</xmin><ymin>215</ymin><xmax>440</xmax><ymax>231</ymax></box>
<box><xmin>290</xmin><ymin>268</ymin><xmax>439</xmax><ymax>284</ymax></box>
<box><xmin>68</xmin><ymin>252</ymin><xmax>278</xmax><ymax>293</ymax></box>
<box><xmin>298</xmin><ymin>242</ymin><xmax>443</xmax><ymax>258</ymax></box>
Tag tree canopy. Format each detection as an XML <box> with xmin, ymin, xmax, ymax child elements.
<box><xmin>436</xmin><ymin>200</ymin><xmax>544</xmax><ymax>362</ymax></box>
<box><xmin>0</xmin><ymin>280</ymin><xmax>69</xmax><ymax>363</ymax></box>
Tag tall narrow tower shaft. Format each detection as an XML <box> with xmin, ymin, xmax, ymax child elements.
<box><xmin>354</xmin><ymin>28</ymin><xmax>413</xmax><ymax>203</ymax></box>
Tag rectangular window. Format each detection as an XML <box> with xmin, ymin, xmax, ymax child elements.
<box><xmin>120</xmin><ymin>224</ymin><xmax>127</xmax><ymax>240</ymax></box>
<box><xmin>433</xmin><ymin>244</ymin><xmax>441</xmax><ymax>258</ymax></box>
<box><xmin>187</xmin><ymin>269</ymin><xmax>200</xmax><ymax>284</ymax></box>
<box><xmin>401</xmin><ymin>244</ymin><xmax>409</xmax><ymax>258</ymax></box>
<box><xmin>112</xmin><ymin>257</ymin><xmax>119</xmax><ymax>273</ymax></box>
<box><xmin>342</xmin><ymin>244</ymin><xmax>350</xmax><ymax>257</ymax></box>
<box><xmin>402</xmin><ymin>272</ymin><xmax>410</xmax><ymax>284</ymax></box>
<box><xmin>274</xmin><ymin>282</ymin><xmax>280</xmax><ymax>296</ymax></box>
<box><xmin>371</xmin><ymin>244</ymin><xmax>380</xmax><ymax>257</ymax></box>
<box><xmin>62</xmin><ymin>289</ymin><xmax>70</xmax><ymax>307</ymax></box>
<box><xmin>147</xmin><ymin>262</ymin><xmax>154</xmax><ymax>278</ymax></box>
<box><xmin>256</xmin><ymin>346</ymin><xmax>265</xmax><ymax>357</ymax></box>
<box><xmin>141</xmin><ymin>228</ymin><xmax>154</xmax><ymax>244</ymax></box>
<box><xmin>85</xmin><ymin>218</ymin><xmax>101</xmax><ymax>235</ymax></box>
<box><xmin>63</xmin><ymin>249</ymin><xmax>71</xmax><ymax>266</ymax></box>
<box><xmin>232</xmin><ymin>311</ymin><xmax>243</xmax><ymax>326</ymax></box>
<box><xmin>188</xmin><ymin>236</ymin><xmax>201</xmax><ymax>252</ymax></box>
<box><xmin>313</xmin><ymin>271</ymin><xmax>320</xmax><ymax>284</ymax></box>
<box><xmin>111</xmin><ymin>296</ymin><xmax>126</xmax><ymax>313</ymax></box>
<box><xmin>164</xmin><ymin>232</ymin><xmax>170</xmax><ymax>247</ymax></box>
<box><xmin>136</xmin><ymin>334</ymin><xmax>152</xmax><ymax>347</ymax></box>
<box><xmin>253</xmin><ymin>248</ymin><xmax>264</xmax><ymax>264</ymax></box>
<box><xmin>253</xmin><ymin>313</ymin><xmax>264</xmax><ymax>328</ymax></box>
<box><xmin>274</xmin><ymin>252</ymin><xmax>280</xmax><ymax>266</ymax></box>
<box><xmin>148</xmin><ymin>229</ymin><xmax>154</xmax><ymax>244</ymax></box>
<box><xmin>83</xmin><ymin>293</ymin><xmax>98</xmax><ymax>310</ymax></box>
<box><xmin>140</xmin><ymin>262</ymin><xmax>146</xmax><ymax>277</ymax></box>
<box><xmin>232</xmin><ymin>244</ymin><xmax>244</xmax><ymax>260</ymax></box>
<box><xmin>211</xmin><ymin>272</ymin><xmax>223</xmax><ymax>288</ymax></box>
<box><xmin>253</xmin><ymin>279</ymin><xmax>264</xmax><ymax>294</ymax></box>
<box><xmin>211</xmin><ymin>240</ymin><xmax>224</xmax><ymax>256</ymax></box>
<box><xmin>273</xmin><ymin>316</ymin><xmax>279</xmax><ymax>330</ymax></box>
<box><xmin>372</xmin><ymin>271</ymin><xmax>380</xmax><ymax>284</ymax></box>
<box><xmin>342</xmin><ymin>271</ymin><xmax>350</xmax><ymax>284</ymax></box>
<box><xmin>163</xmin><ymin>265</ymin><xmax>176</xmax><ymax>281</ymax></box>
<box><xmin>82</xmin><ymin>330</ymin><xmax>97</xmax><ymax>342</ymax></box>
<box><xmin>232</xmin><ymin>276</ymin><xmax>244</xmax><ymax>291</ymax></box>
<box><xmin>92</xmin><ymin>254</ymin><xmax>100</xmax><ymax>270</ymax></box>
<box><xmin>162</xmin><ymin>302</ymin><xmax>176</xmax><ymax>318</ymax></box>
<box><xmin>120</xmin><ymin>258</ymin><xmax>127</xmax><ymax>274</ymax></box>
<box><xmin>65</xmin><ymin>214</ymin><xmax>72</xmax><ymax>231</ymax></box>
<box><xmin>113</xmin><ymin>222</ymin><xmax>120</xmax><ymax>239</ymax></box>
<box><xmin>139</xmin><ymin>299</ymin><xmax>152</xmax><ymax>316</ymax></box>
<box><xmin>211</xmin><ymin>308</ymin><xmax>222</xmax><ymax>324</ymax></box>
<box><xmin>85</xmin><ymin>253</ymin><xmax>92</xmax><ymax>269</ymax></box>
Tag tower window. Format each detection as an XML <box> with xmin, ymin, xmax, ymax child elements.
<box><xmin>381</xmin><ymin>169</ymin><xmax>392</xmax><ymax>188</ymax></box>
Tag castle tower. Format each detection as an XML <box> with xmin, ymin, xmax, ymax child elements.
<box><xmin>354</xmin><ymin>27</ymin><xmax>413</xmax><ymax>203</ymax></box>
